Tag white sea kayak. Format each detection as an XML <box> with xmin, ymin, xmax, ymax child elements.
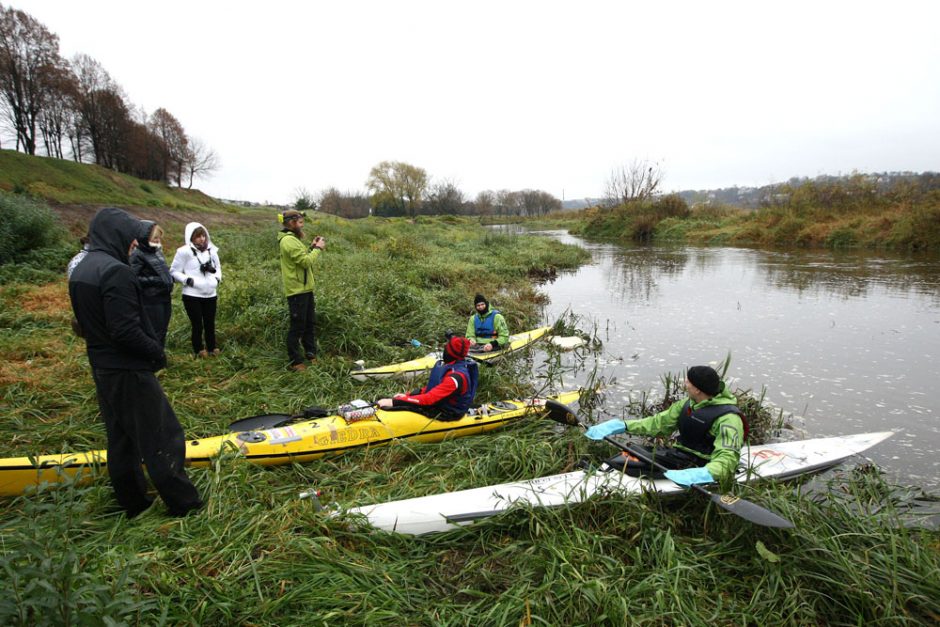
<box><xmin>342</xmin><ymin>431</ymin><xmax>894</xmax><ymax>535</ymax></box>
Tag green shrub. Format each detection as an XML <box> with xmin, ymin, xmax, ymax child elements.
<box><xmin>0</xmin><ymin>192</ymin><xmax>67</xmax><ymax>265</ymax></box>
<box><xmin>825</xmin><ymin>227</ymin><xmax>857</xmax><ymax>249</ymax></box>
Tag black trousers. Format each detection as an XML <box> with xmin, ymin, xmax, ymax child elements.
<box><xmin>286</xmin><ymin>292</ymin><xmax>316</xmax><ymax>365</ymax></box>
<box><xmin>91</xmin><ymin>368</ymin><xmax>202</xmax><ymax>516</ymax></box>
<box><xmin>182</xmin><ymin>294</ymin><xmax>217</xmax><ymax>353</ymax></box>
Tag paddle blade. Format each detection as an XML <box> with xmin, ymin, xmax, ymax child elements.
<box><xmin>701</xmin><ymin>487</ymin><xmax>795</xmax><ymax>529</ymax></box>
<box><xmin>544</xmin><ymin>399</ymin><xmax>581</xmax><ymax>427</ymax></box>
<box><xmin>228</xmin><ymin>413</ymin><xmax>295</xmax><ymax>433</ymax></box>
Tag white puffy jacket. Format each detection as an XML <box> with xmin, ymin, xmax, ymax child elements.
<box><xmin>169</xmin><ymin>222</ymin><xmax>222</xmax><ymax>298</ymax></box>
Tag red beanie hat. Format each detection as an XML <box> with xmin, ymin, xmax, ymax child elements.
<box><xmin>444</xmin><ymin>336</ymin><xmax>471</xmax><ymax>361</ymax></box>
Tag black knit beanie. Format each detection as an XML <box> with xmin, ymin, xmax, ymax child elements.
<box><xmin>474</xmin><ymin>294</ymin><xmax>488</xmax><ymax>308</ymax></box>
<box><xmin>687</xmin><ymin>366</ymin><xmax>721</xmax><ymax>397</ymax></box>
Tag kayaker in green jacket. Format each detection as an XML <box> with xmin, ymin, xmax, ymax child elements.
<box><xmin>584</xmin><ymin>365</ymin><xmax>746</xmax><ymax>485</ymax></box>
<box><xmin>278</xmin><ymin>210</ymin><xmax>325</xmax><ymax>372</ymax></box>
<box><xmin>465</xmin><ymin>294</ymin><xmax>510</xmax><ymax>353</ymax></box>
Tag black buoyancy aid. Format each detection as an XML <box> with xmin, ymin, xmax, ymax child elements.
<box><xmin>426</xmin><ymin>359</ymin><xmax>479</xmax><ymax>418</ymax></box>
<box><xmin>676</xmin><ymin>401</ymin><xmax>745</xmax><ymax>455</ymax></box>
<box><xmin>474</xmin><ymin>309</ymin><xmax>500</xmax><ymax>339</ymax></box>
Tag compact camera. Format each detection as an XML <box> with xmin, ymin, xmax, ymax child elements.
<box><xmin>199</xmin><ymin>260</ymin><xmax>216</xmax><ymax>274</ymax></box>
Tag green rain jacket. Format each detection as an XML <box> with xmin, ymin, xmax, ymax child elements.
<box><xmin>465</xmin><ymin>306</ymin><xmax>510</xmax><ymax>349</ymax></box>
<box><xmin>625</xmin><ymin>381</ymin><xmax>743</xmax><ymax>481</ymax></box>
<box><xmin>278</xmin><ymin>231</ymin><xmax>321</xmax><ymax>297</ymax></box>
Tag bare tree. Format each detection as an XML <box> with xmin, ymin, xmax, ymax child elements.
<box><xmin>149</xmin><ymin>107</ymin><xmax>188</xmax><ymax>185</ymax></box>
<box><xmin>473</xmin><ymin>190</ymin><xmax>496</xmax><ymax>216</ymax></box>
<box><xmin>366</xmin><ymin>160</ymin><xmax>429</xmax><ymax>218</ymax></box>
<box><xmin>71</xmin><ymin>53</ymin><xmax>128</xmax><ymax>167</ymax></box>
<box><xmin>0</xmin><ymin>5</ymin><xmax>64</xmax><ymax>154</ymax></box>
<box><xmin>604</xmin><ymin>159</ymin><xmax>664</xmax><ymax>207</ymax></box>
<box><xmin>37</xmin><ymin>62</ymin><xmax>77</xmax><ymax>158</ymax></box>
<box><xmin>425</xmin><ymin>179</ymin><xmax>465</xmax><ymax>215</ymax></box>
<box><xmin>492</xmin><ymin>189</ymin><xmax>513</xmax><ymax>216</ymax></box>
<box><xmin>318</xmin><ymin>187</ymin><xmax>371</xmax><ymax>219</ymax></box>
<box><xmin>183</xmin><ymin>136</ymin><xmax>219</xmax><ymax>188</ymax></box>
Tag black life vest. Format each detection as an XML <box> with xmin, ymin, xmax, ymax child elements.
<box><xmin>676</xmin><ymin>401</ymin><xmax>745</xmax><ymax>456</ymax></box>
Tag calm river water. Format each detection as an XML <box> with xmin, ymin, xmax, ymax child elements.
<box><xmin>533</xmin><ymin>230</ymin><xmax>940</xmax><ymax>490</ymax></box>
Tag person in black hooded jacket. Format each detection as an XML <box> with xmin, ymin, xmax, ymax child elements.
<box><xmin>129</xmin><ymin>221</ymin><xmax>173</xmax><ymax>347</ymax></box>
<box><xmin>69</xmin><ymin>207</ymin><xmax>202</xmax><ymax>518</ymax></box>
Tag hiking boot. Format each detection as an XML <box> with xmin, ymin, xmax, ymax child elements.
<box><xmin>197</xmin><ymin>350</ymin><xmax>208</xmax><ymax>358</ymax></box>
<box><xmin>211</xmin><ymin>348</ymin><xmax>221</xmax><ymax>356</ymax></box>
<box><xmin>305</xmin><ymin>352</ymin><xmax>316</xmax><ymax>361</ymax></box>
<box><xmin>289</xmin><ymin>363</ymin><xmax>307</xmax><ymax>372</ymax></box>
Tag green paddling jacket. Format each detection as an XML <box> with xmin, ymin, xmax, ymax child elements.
<box><xmin>278</xmin><ymin>231</ymin><xmax>321</xmax><ymax>297</ymax></box>
<box><xmin>625</xmin><ymin>381</ymin><xmax>744</xmax><ymax>482</ymax></box>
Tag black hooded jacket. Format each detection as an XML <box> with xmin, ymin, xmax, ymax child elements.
<box><xmin>129</xmin><ymin>219</ymin><xmax>173</xmax><ymax>299</ymax></box>
<box><xmin>68</xmin><ymin>208</ymin><xmax>166</xmax><ymax>370</ymax></box>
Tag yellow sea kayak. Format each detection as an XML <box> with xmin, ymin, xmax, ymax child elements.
<box><xmin>0</xmin><ymin>389</ymin><xmax>581</xmax><ymax>497</ymax></box>
<box><xmin>351</xmin><ymin>326</ymin><xmax>552</xmax><ymax>381</ymax></box>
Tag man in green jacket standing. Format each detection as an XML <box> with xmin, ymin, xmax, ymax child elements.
<box><xmin>278</xmin><ymin>210</ymin><xmax>325</xmax><ymax>372</ymax></box>
<box><xmin>584</xmin><ymin>365</ymin><xmax>746</xmax><ymax>485</ymax></box>
<box><xmin>465</xmin><ymin>294</ymin><xmax>510</xmax><ymax>353</ymax></box>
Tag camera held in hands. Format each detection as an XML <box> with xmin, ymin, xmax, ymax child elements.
<box><xmin>199</xmin><ymin>260</ymin><xmax>216</xmax><ymax>274</ymax></box>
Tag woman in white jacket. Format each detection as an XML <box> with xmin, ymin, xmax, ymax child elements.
<box><xmin>170</xmin><ymin>222</ymin><xmax>222</xmax><ymax>357</ymax></box>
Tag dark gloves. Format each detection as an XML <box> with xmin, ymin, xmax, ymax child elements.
<box><xmin>154</xmin><ymin>353</ymin><xmax>167</xmax><ymax>371</ymax></box>
<box><xmin>185</xmin><ymin>277</ymin><xmax>194</xmax><ymax>287</ymax></box>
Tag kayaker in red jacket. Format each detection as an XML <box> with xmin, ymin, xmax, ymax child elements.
<box><xmin>377</xmin><ymin>336</ymin><xmax>479</xmax><ymax>421</ymax></box>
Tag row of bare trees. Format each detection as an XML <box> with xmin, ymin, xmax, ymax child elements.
<box><xmin>300</xmin><ymin>159</ymin><xmax>664</xmax><ymax>219</ymax></box>
<box><xmin>0</xmin><ymin>4</ymin><xmax>218</xmax><ymax>187</ymax></box>
<box><xmin>299</xmin><ymin>160</ymin><xmax>562</xmax><ymax>219</ymax></box>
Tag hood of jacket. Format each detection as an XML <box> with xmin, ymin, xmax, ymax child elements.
<box><xmin>88</xmin><ymin>207</ymin><xmax>141</xmax><ymax>264</ymax></box>
<box><xmin>183</xmin><ymin>221</ymin><xmax>214</xmax><ymax>251</ymax></box>
<box><xmin>135</xmin><ymin>220</ymin><xmax>156</xmax><ymax>253</ymax></box>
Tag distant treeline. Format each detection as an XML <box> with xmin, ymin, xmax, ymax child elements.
<box><xmin>0</xmin><ymin>4</ymin><xmax>218</xmax><ymax>188</ymax></box>
<box><xmin>296</xmin><ymin>160</ymin><xmax>562</xmax><ymax>220</ymax></box>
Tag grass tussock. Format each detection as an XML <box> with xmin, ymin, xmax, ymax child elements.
<box><xmin>0</xmin><ymin>195</ymin><xmax>937</xmax><ymax>625</ymax></box>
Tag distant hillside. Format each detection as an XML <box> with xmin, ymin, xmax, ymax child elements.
<box><xmin>0</xmin><ymin>149</ymin><xmax>231</xmax><ymax>211</ymax></box>
<box><xmin>561</xmin><ymin>198</ymin><xmax>603</xmax><ymax>210</ymax></box>
<box><xmin>675</xmin><ymin>172</ymin><xmax>940</xmax><ymax>209</ymax></box>
<box><xmin>563</xmin><ymin>172</ymin><xmax>940</xmax><ymax>211</ymax></box>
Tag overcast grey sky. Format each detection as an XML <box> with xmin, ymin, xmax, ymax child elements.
<box><xmin>9</xmin><ymin>0</ymin><xmax>940</xmax><ymax>204</ymax></box>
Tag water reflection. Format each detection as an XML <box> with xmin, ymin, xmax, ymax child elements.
<box><xmin>532</xmin><ymin>229</ymin><xmax>940</xmax><ymax>490</ymax></box>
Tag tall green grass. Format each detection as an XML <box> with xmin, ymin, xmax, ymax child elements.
<box><xmin>1</xmin><ymin>204</ymin><xmax>937</xmax><ymax>625</ymax></box>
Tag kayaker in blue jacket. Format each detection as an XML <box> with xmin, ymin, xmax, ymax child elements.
<box><xmin>584</xmin><ymin>365</ymin><xmax>746</xmax><ymax>485</ymax></box>
<box><xmin>377</xmin><ymin>336</ymin><xmax>479</xmax><ymax>421</ymax></box>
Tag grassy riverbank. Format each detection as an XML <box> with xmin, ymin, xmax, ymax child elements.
<box><xmin>515</xmin><ymin>177</ymin><xmax>940</xmax><ymax>251</ymax></box>
<box><xmin>1</xmin><ymin>193</ymin><xmax>938</xmax><ymax>625</ymax></box>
